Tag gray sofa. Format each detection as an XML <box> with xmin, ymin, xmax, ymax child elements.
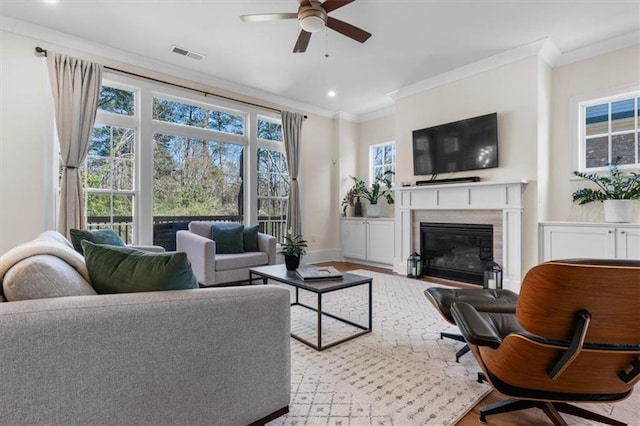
<box><xmin>0</xmin><ymin>231</ymin><xmax>291</xmax><ymax>426</ymax></box>
<box><xmin>177</xmin><ymin>221</ymin><xmax>277</xmax><ymax>286</ymax></box>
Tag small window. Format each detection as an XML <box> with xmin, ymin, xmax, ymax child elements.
<box><xmin>579</xmin><ymin>92</ymin><xmax>639</xmax><ymax>171</ymax></box>
<box><xmin>370</xmin><ymin>142</ymin><xmax>396</xmax><ymax>184</ymax></box>
<box><xmin>257</xmin><ymin>119</ymin><xmax>283</xmax><ymax>142</ymax></box>
<box><xmin>153</xmin><ymin>97</ymin><xmax>244</xmax><ymax>135</ymax></box>
<box><xmin>97</xmin><ymin>86</ymin><xmax>135</xmax><ymax>116</ymax></box>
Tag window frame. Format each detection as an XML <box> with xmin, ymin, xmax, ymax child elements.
<box><xmin>369</xmin><ymin>141</ymin><xmax>396</xmax><ymax>185</ymax></box>
<box><xmin>574</xmin><ymin>87</ymin><xmax>640</xmax><ymax>174</ymax></box>
<box><xmin>75</xmin><ymin>72</ymin><xmax>291</xmax><ymax>245</ymax></box>
<box><xmin>256</xmin><ymin>115</ymin><xmax>288</xmax><ymax>242</ymax></box>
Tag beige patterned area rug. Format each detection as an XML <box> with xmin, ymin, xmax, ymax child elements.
<box><xmin>267</xmin><ymin>269</ymin><xmax>640</xmax><ymax>426</ymax></box>
<box><xmin>267</xmin><ymin>270</ymin><xmax>492</xmax><ymax>425</ymax></box>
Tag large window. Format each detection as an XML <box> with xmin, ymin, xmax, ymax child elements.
<box><xmin>77</xmin><ymin>76</ymin><xmax>289</xmax><ymax>248</ymax></box>
<box><xmin>369</xmin><ymin>141</ymin><xmax>395</xmax><ymax>184</ymax></box>
<box><xmin>579</xmin><ymin>91</ymin><xmax>639</xmax><ymax>171</ymax></box>
<box><xmin>83</xmin><ymin>84</ymin><xmax>138</xmax><ymax>242</ymax></box>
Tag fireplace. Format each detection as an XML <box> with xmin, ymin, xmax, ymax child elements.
<box><xmin>420</xmin><ymin>222</ymin><xmax>493</xmax><ymax>285</ymax></box>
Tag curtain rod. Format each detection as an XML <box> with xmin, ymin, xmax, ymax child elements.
<box><xmin>34</xmin><ymin>46</ymin><xmax>307</xmax><ymax>119</ymax></box>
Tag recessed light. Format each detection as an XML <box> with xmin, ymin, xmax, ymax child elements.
<box><xmin>327</xmin><ymin>90</ymin><xmax>336</xmax><ymax>98</ymax></box>
<box><xmin>43</xmin><ymin>0</ymin><xmax>59</xmax><ymax>3</ymax></box>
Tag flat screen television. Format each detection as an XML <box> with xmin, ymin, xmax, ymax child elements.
<box><xmin>412</xmin><ymin>112</ymin><xmax>498</xmax><ymax>175</ymax></box>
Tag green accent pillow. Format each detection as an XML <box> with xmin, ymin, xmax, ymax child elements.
<box><xmin>82</xmin><ymin>241</ymin><xmax>198</xmax><ymax>294</ymax></box>
<box><xmin>243</xmin><ymin>225</ymin><xmax>259</xmax><ymax>252</ymax></box>
<box><xmin>70</xmin><ymin>227</ymin><xmax>125</xmax><ymax>254</ymax></box>
<box><xmin>210</xmin><ymin>224</ymin><xmax>244</xmax><ymax>254</ymax></box>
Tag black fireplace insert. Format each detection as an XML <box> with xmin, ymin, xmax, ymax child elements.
<box><xmin>420</xmin><ymin>222</ymin><xmax>493</xmax><ymax>285</ymax></box>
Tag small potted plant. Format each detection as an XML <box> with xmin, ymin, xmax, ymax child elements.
<box><xmin>341</xmin><ymin>185</ymin><xmax>359</xmax><ymax>217</ymax></box>
<box><xmin>351</xmin><ymin>171</ymin><xmax>395</xmax><ymax>218</ymax></box>
<box><xmin>279</xmin><ymin>231</ymin><xmax>308</xmax><ymax>270</ymax></box>
<box><xmin>572</xmin><ymin>159</ymin><xmax>640</xmax><ymax>223</ymax></box>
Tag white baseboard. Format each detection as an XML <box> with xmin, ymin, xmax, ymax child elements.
<box><xmin>276</xmin><ymin>249</ymin><xmax>341</xmax><ymax>265</ymax></box>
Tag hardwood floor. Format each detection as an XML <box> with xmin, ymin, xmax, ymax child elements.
<box><xmin>315</xmin><ymin>261</ymin><xmax>556</xmax><ymax>425</ymax></box>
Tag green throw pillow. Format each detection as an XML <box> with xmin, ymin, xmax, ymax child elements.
<box><xmin>211</xmin><ymin>223</ymin><xmax>244</xmax><ymax>254</ymax></box>
<box><xmin>82</xmin><ymin>241</ymin><xmax>198</xmax><ymax>294</ymax></box>
<box><xmin>70</xmin><ymin>227</ymin><xmax>125</xmax><ymax>254</ymax></box>
<box><xmin>243</xmin><ymin>225</ymin><xmax>259</xmax><ymax>252</ymax></box>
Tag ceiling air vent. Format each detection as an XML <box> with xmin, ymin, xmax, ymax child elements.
<box><xmin>170</xmin><ymin>45</ymin><xmax>205</xmax><ymax>61</ymax></box>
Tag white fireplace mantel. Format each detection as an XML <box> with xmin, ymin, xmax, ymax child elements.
<box><xmin>393</xmin><ymin>180</ymin><xmax>528</xmax><ymax>291</ymax></box>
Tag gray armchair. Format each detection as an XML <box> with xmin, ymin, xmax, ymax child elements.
<box><xmin>176</xmin><ymin>221</ymin><xmax>277</xmax><ymax>286</ymax></box>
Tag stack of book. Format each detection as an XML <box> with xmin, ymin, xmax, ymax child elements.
<box><xmin>295</xmin><ymin>266</ymin><xmax>343</xmax><ymax>281</ymax></box>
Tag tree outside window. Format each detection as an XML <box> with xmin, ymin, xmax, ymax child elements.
<box><xmin>370</xmin><ymin>142</ymin><xmax>396</xmax><ymax>184</ymax></box>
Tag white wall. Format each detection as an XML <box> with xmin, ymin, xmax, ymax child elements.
<box><xmin>0</xmin><ymin>29</ymin><xmax>341</xmax><ymax>256</ymax></box>
<box><xmin>0</xmin><ymin>31</ymin><xmax>54</xmax><ymax>254</ymax></box>
<box><xmin>549</xmin><ymin>45</ymin><xmax>640</xmax><ymax>222</ymax></box>
<box><xmin>394</xmin><ymin>56</ymin><xmax>541</xmax><ymax>273</ymax></box>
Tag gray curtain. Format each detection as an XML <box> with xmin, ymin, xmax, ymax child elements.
<box><xmin>281</xmin><ymin>111</ymin><xmax>304</xmax><ymax>238</ymax></box>
<box><xmin>47</xmin><ymin>52</ymin><xmax>103</xmax><ymax>238</ymax></box>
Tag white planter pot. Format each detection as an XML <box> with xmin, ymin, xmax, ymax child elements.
<box><xmin>603</xmin><ymin>199</ymin><xmax>634</xmax><ymax>223</ymax></box>
<box><xmin>367</xmin><ymin>203</ymin><xmax>381</xmax><ymax>218</ymax></box>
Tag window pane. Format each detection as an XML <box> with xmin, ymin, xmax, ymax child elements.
<box><xmin>585</xmin><ymin>136</ymin><xmax>609</xmax><ymax>168</ymax></box>
<box><xmin>112</xmin><ymin>127</ymin><xmax>135</xmax><ymax>159</ymax></box>
<box><xmin>153</xmin><ymin>98</ymin><xmax>244</xmax><ymax>135</ymax></box>
<box><xmin>90</xmin><ymin>125</ymin><xmax>112</xmax><ymax>157</ymax></box>
<box><xmin>113</xmin><ymin>159</ymin><xmax>134</xmax><ymax>190</ymax></box>
<box><xmin>585</xmin><ymin>104</ymin><xmax>609</xmax><ymax>136</ymax></box>
<box><xmin>257</xmin><ymin>120</ymin><xmax>283</xmax><ymax>142</ymax></box>
<box><xmin>374</xmin><ymin>147</ymin><xmax>383</xmax><ymax>166</ymax></box>
<box><xmin>611</xmin><ymin>99</ymin><xmax>635</xmax><ymax>132</ymax></box>
<box><xmin>98</xmin><ymin>86</ymin><xmax>134</xmax><ymax>116</ymax></box>
<box><xmin>87</xmin><ymin>193</ymin><xmax>111</xmax><ymax>217</ymax></box>
<box><xmin>153</xmin><ymin>133</ymin><xmax>244</xmax><ymax>217</ymax></box>
<box><xmin>612</xmin><ymin>133</ymin><xmax>636</xmax><ymax>165</ymax></box>
<box><xmin>85</xmin><ymin>157</ymin><xmax>110</xmax><ymax>189</ymax></box>
<box><xmin>374</xmin><ymin>165</ymin><xmax>383</xmax><ymax>181</ymax></box>
<box><xmin>384</xmin><ymin>144</ymin><xmax>394</xmax><ymax>164</ymax></box>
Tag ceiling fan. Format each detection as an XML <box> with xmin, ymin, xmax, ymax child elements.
<box><xmin>240</xmin><ymin>0</ymin><xmax>371</xmax><ymax>53</ymax></box>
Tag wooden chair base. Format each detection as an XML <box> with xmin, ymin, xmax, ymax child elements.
<box><xmin>479</xmin><ymin>399</ymin><xmax>626</xmax><ymax>426</ymax></box>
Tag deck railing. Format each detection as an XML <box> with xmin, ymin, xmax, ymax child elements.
<box><xmin>87</xmin><ymin>215</ymin><xmax>287</xmax><ymax>251</ymax></box>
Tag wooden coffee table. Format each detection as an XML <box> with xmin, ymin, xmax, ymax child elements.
<box><xmin>249</xmin><ymin>264</ymin><xmax>372</xmax><ymax>351</ymax></box>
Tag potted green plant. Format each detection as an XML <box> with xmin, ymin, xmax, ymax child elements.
<box><xmin>572</xmin><ymin>159</ymin><xmax>640</xmax><ymax>223</ymax></box>
<box><xmin>341</xmin><ymin>185</ymin><xmax>360</xmax><ymax>217</ymax></box>
<box><xmin>279</xmin><ymin>231</ymin><xmax>308</xmax><ymax>270</ymax></box>
<box><xmin>351</xmin><ymin>172</ymin><xmax>395</xmax><ymax>218</ymax></box>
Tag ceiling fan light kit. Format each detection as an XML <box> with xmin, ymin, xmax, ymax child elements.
<box><xmin>240</xmin><ymin>0</ymin><xmax>370</xmax><ymax>53</ymax></box>
<box><xmin>299</xmin><ymin>7</ymin><xmax>327</xmax><ymax>32</ymax></box>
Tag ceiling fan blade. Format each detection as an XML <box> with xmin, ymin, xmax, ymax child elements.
<box><xmin>293</xmin><ymin>30</ymin><xmax>312</xmax><ymax>53</ymax></box>
<box><xmin>326</xmin><ymin>16</ymin><xmax>371</xmax><ymax>43</ymax></box>
<box><xmin>240</xmin><ymin>13</ymin><xmax>298</xmax><ymax>22</ymax></box>
<box><xmin>321</xmin><ymin>0</ymin><xmax>356</xmax><ymax>13</ymax></box>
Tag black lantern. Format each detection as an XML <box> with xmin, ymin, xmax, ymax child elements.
<box><xmin>407</xmin><ymin>251</ymin><xmax>423</xmax><ymax>279</ymax></box>
<box><xmin>483</xmin><ymin>261</ymin><xmax>503</xmax><ymax>289</ymax></box>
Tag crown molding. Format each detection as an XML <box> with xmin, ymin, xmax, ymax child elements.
<box><xmin>390</xmin><ymin>33</ymin><xmax>638</xmax><ymax>104</ymax></box>
<box><xmin>553</xmin><ymin>30</ymin><xmax>640</xmax><ymax>67</ymax></box>
<box><xmin>391</xmin><ymin>38</ymin><xmax>550</xmax><ymax>101</ymax></box>
<box><xmin>333</xmin><ymin>111</ymin><xmax>360</xmax><ymax>122</ymax></box>
<box><xmin>0</xmin><ymin>16</ymin><xmax>336</xmax><ymax>119</ymax></box>
<box><xmin>357</xmin><ymin>105</ymin><xmax>396</xmax><ymax>123</ymax></box>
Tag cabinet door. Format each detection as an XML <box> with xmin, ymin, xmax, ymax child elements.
<box><xmin>341</xmin><ymin>220</ymin><xmax>367</xmax><ymax>260</ymax></box>
<box><xmin>366</xmin><ymin>220</ymin><xmax>394</xmax><ymax>264</ymax></box>
<box><xmin>616</xmin><ymin>227</ymin><xmax>640</xmax><ymax>260</ymax></box>
<box><xmin>542</xmin><ymin>225</ymin><xmax>615</xmax><ymax>261</ymax></box>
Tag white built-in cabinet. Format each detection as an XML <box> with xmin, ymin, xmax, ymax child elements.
<box><xmin>341</xmin><ymin>218</ymin><xmax>394</xmax><ymax>266</ymax></box>
<box><xmin>539</xmin><ymin>222</ymin><xmax>640</xmax><ymax>261</ymax></box>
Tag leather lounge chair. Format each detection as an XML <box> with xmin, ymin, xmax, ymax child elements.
<box><xmin>451</xmin><ymin>259</ymin><xmax>640</xmax><ymax>425</ymax></box>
